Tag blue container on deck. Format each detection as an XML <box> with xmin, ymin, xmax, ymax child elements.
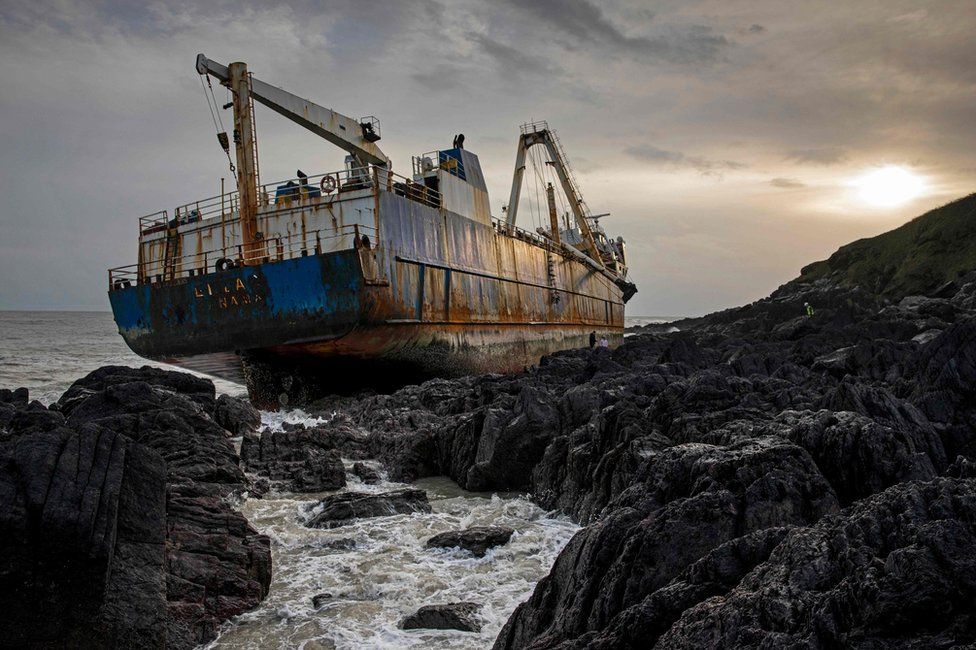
<box><xmin>275</xmin><ymin>181</ymin><xmax>322</xmax><ymax>202</ymax></box>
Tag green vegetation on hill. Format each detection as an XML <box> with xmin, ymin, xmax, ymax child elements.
<box><xmin>796</xmin><ymin>193</ymin><xmax>976</xmax><ymax>300</ymax></box>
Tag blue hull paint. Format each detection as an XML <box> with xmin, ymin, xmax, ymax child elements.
<box><xmin>109</xmin><ymin>250</ymin><xmax>364</xmax><ymax>360</ymax></box>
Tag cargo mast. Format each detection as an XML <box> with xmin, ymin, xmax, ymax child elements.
<box><xmin>506</xmin><ymin>123</ymin><xmax>603</xmax><ymax>267</ymax></box>
<box><xmin>227</xmin><ymin>62</ymin><xmax>262</xmax><ymax>264</ymax></box>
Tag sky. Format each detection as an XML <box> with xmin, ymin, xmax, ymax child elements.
<box><xmin>0</xmin><ymin>0</ymin><xmax>974</xmax><ymax>317</ymax></box>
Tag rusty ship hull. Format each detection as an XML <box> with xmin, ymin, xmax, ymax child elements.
<box><xmin>109</xmin><ymin>56</ymin><xmax>634</xmax><ymax>407</ymax></box>
<box><xmin>110</xmin><ymin>169</ymin><xmax>630</xmax><ymax>406</ymax></box>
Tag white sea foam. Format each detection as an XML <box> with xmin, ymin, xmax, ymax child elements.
<box><xmin>260</xmin><ymin>409</ymin><xmax>337</xmax><ymax>432</ymax></box>
<box><xmin>206</xmin><ymin>474</ymin><xmax>579</xmax><ymax>650</ymax></box>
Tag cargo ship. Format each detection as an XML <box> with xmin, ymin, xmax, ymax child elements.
<box><xmin>108</xmin><ymin>55</ymin><xmax>636</xmax><ymax>407</ymax></box>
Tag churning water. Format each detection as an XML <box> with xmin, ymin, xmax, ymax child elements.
<box><xmin>0</xmin><ymin>311</ymin><xmax>587</xmax><ymax>649</ymax></box>
<box><xmin>208</xmin><ymin>411</ymin><xmax>579</xmax><ymax>649</ymax></box>
<box><xmin>208</xmin><ymin>462</ymin><xmax>578</xmax><ymax>649</ymax></box>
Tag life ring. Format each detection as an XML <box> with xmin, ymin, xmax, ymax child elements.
<box><xmin>215</xmin><ymin>257</ymin><xmax>234</xmax><ymax>272</ymax></box>
<box><xmin>112</xmin><ymin>279</ymin><xmax>131</xmax><ymax>291</ymax></box>
<box><xmin>320</xmin><ymin>174</ymin><xmax>337</xmax><ymax>194</ymax></box>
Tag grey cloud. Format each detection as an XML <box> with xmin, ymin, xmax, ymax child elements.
<box><xmin>770</xmin><ymin>177</ymin><xmax>805</xmax><ymax>188</ymax></box>
<box><xmin>626</xmin><ymin>144</ymin><xmax>747</xmax><ymax>175</ymax></box>
<box><xmin>890</xmin><ymin>10</ymin><xmax>927</xmax><ymax>23</ymax></box>
<box><xmin>500</xmin><ymin>0</ymin><xmax>728</xmax><ymax>64</ymax></box>
<box><xmin>468</xmin><ymin>32</ymin><xmax>555</xmax><ymax>76</ymax></box>
<box><xmin>786</xmin><ymin>148</ymin><xmax>849</xmax><ymax>165</ymax></box>
<box><xmin>410</xmin><ymin>63</ymin><xmax>468</xmax><ymax>92</ymax></box>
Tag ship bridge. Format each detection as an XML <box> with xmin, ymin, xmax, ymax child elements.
<box><xmin>411</xmin><ymin>147</ymin><xmax>491</xmax><ymax>226</ymax></box>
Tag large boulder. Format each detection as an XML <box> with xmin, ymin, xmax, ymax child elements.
<box><xmin>0</xmin><ymin>423</ymin><xmax>167</xmax><ymax>648</ymax></box>
<box><xmin>241</xmin><ymin>428</ymin><xmax>347</xmax><ymax>492</ymax></box>
<box><xmin>495</xmin><ymin>438</ymin><xmax>839</xmax><ymax>649</ymax></box>
<box><xmin>400</xmin><ymin>602</ymin><xmax>482</xmax><ymax>632</ymax></box>
<box><xmin>659</xmin><ymin>478</ymin><xmax>976</xmax><ymax>648</ymax></box>
<box><xmin>214</xmin><ymin>393</ymin><xmax>261</xmax><ymax>436</ymax></box>
<box><xmin>426</xmin><ymin>525</ymin><xmax>515</xmax><ymax>557</ymax></box>
<box><xmin>304</xmin><ymin>488</ymin><xmax>431</xmax><ymax>529</ymax></box>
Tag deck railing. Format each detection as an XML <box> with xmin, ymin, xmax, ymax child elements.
<box><xmin>411</xmin><ymin>150</ymin><xmax>466</xmax><ymax>181</ymax></box>
<box><xmin>491</xmin><ymin>217</ymin><xmax>563</xmax><ymax>255</ymax></box>
<box><xmin>109</xmin><ymin>223</ymin><xmax>377</xmax><ymax>289</ymax></box>
<box><xmin>138</xmin><ymin>167</ymin><xmax>441</xmax><ymax>236</ymax></box>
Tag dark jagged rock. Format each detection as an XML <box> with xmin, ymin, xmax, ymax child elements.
<box><xmin>241</xmin><ymin>428</ymin><xmax>347</xmax><ymax>492</ymax></box>
<box><xmin>496</xmin><ymin>438</ymin><xmax>838</xmax><ymax>649</ymax></box>
<box><xmin>62</xmin><ymin>379</ymin><xmax>245</xmax><ymax>486</ymax></box>
<box><xmin>0</xmin><ymin>423</ymin><xmax>168</xmax><ymax>648</ymax></box>
<box><xmin>658</xmin><ymin>478</ymin><xmax>976</xmax><ymax>649</ymax></box>
<box><xmin>400</xmin><ymin>602</ymin><xmax>482</xmax><ymax>632</ymax></box>
<box><xmin>542</xmin><ymin>528</ymin><xmax>793</xmax><ymax>649</ymax></box>
<box><xmin>352</xmin><ymin>460</ymin><xmax>381</xmax><ymax>484</ymax></box>
<box><xmin>0</xmin><ymin>366</ymin><xmax>271</xmax><ymax>649</ymax></box>
<box><xmin>0</xmin><ymin>387</ymin><xmax>29</xmax><ymax>406</ymax></box>
<box><xmin>56</xmin><ymin>364</ymin><xmax>216</xmax><ymax>413</ymax></box>
<box><xmin>305</xmin><ymin>488</ymin><xmax>431</xmax><ymax>529</ymax></box>
<box><xmin>215</xmin><ymin>393</ymin><xmax>261</xmax><ymax>436</ymax></box>
<box><xmin>426</xmin><ymin>525</ymin><xmax>515</xmax><ymax>557</ymax></box>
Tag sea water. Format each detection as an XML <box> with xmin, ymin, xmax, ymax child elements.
<box><xmin>0</xmin><ymin>310</ymin><xmax>679</xmax><ymax>649</ymax></box>
<box><xmin>206</xmin><ymin>440</ymin><xmax>578</xmax><ymax>649</ymax></box>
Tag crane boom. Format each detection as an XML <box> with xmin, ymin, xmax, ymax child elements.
<box><xmin>195</xmin><ymin>54</ymin><xmax>389</xmax><ymax>168</ymax></box>
<box><xmin>507</xmin><ymin>123</ymin><xmax>603</xmax><ymax>267</ymax></box>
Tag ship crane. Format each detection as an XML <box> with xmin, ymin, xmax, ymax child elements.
<box><xmin>195</xmin><ymin>54</ymin><xmax>389</xmax><ymax>168</ymax></box>
<box><xmin>195</xmin><ymin>53</ymin><xmax>389</xmax><ymax>263</ymax></box>
<box><xmin>506</xmin><ymin>122</ymin><xmax>636</xmax><ymax>300</ymax></box>
<box><xmin>506</xmin><ymin>122</ymin><xmax>604</xmax><ymax>268</ymax></box>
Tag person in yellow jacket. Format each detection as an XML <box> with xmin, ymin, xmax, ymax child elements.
<box><xmin>804</xmin><ymin>302</ymin><xmax>815</xmax><ymax>317</ymax></box>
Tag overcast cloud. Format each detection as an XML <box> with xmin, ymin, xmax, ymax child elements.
<box><xmin>0</xmin><ymin>0</ymin><xmax>974</xmax><ymax>316</ymax></box>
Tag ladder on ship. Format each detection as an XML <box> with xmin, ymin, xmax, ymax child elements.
<box><xmin>162</xmin><ymin>224</ymin><xmax>182</xmax><ymax>282</ymax></box>
<box><xmin>546</xmin><ymin>126</ymin><xmax>593</xmax><ymax>220</ymax></box>
<box><xmin>246</xmin><ymin>72</ymin><xmax>261</xmax><ymax>191</ymax></box>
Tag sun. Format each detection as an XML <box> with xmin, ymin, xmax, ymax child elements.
<box><xmin>853</xmin><ymin>166</ymin><xmax>925</xmax><ymax>207</ymax></box>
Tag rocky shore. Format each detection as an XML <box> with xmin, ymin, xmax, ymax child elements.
<box><xmin>0</xmin><ymin>367</ymin><xmax>270</xmax><ymax>648</ymax></box>
<box><xmin>3</xmin><ymin>196</ymin><xmax>976</xmax><ymax>647</ymax></box>
<box><xmin>240</xmin><ymin>197</ymin><xmax>976</xmax><ymax>647</ymax></box>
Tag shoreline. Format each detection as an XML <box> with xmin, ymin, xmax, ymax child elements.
<box><xmin>3</xmin><ymin>268</ymin><xmax>976</xmax><ymax>646</ymax></box>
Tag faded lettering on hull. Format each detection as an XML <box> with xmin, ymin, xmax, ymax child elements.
<box><xmin>192</xmin><ymin>277</ymin><xmax>266</xmax><ymax>309</ymax></box>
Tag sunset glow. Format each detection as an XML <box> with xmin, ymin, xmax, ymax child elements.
<box><xmin>854</xmin><ymin>166</ymin><xmax>925</xmax><ymax>208</ymax></box>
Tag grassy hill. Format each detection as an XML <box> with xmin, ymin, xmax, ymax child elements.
<box><xmin>796</xmin><ymin>193</ymin><xmax>976</xmax><ymax>300</ymax></box>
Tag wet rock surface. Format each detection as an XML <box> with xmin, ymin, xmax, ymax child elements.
<box><xmin>241</xmin><ymin>428</ymin><xmax>347</xmax><ymax>492</ymax></box>
<box><xmin>215</xmin><ymin>393</ymin><xmax>261</xmax><ymax>436</ymax></box>
<box><xmin>400</xmin><ymin>602</ymin><xmax>483</xmax><ymax>632</ymax></box>
<box><xmin>304</xmin><ymin>488</ymin><xmax>432</xmax><ymax>529</ymax></box>
<box><xmin>282</xmin><ymin>268</ymin><xmax>976</xmax><ymax>648</ymax></box>
<box><xmin>352</xmin><ymin>460</ymin><xmax>382</xmax><ymax>484</ymax></box>
<box><xmin>426</xmin><ymin>525</ymin><xmax>515</xmax><ymax>557</ymax></box>
<box><xmin>0</xmin><ymin>366</ymin><xmax>271</xmax><ymax>649</ymax></box>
